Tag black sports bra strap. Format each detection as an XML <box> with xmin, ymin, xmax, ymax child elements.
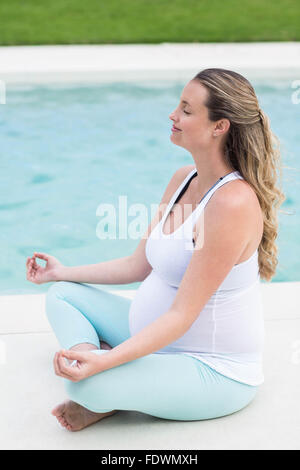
<box><xmin>173</xmin><ymin>172</ymin><xmax>197</xmax><ymax>206</ymax></box>
<box><xmin>171</xmin><ymin>169</ymin><xmax>235</xmax><ymax>245</ymax></box>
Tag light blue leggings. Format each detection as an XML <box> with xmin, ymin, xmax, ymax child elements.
<box><xmin>45</xmin><ymin>281</ymin><xmax>258</xmax><ymax>421</ymax></box>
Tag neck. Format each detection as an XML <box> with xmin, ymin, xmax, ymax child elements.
<box><xmin>192</xmin><ymin>154</ymin><xmax>235</xmax><ymax>198</ymax></box>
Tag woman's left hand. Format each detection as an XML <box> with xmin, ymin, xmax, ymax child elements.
<box><xmin>53</xmin><ymin>349</ymin><xmax>104</xmax><ymax>382</ymax></box>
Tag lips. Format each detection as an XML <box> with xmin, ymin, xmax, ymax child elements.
<box><xmin>172</xmin><ymin>125</ymin><xmax>182</xmax><ymax>131</ymax></box>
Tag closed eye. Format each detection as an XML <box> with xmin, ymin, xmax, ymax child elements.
<box><xmin>183</xmin><ymin>110</ymin><xmax>191</xmax><ymax>115</ymax></box>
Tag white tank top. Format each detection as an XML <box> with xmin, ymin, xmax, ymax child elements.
<box><xmin>129</xmin><ymin>168</ymin><xmax>264</xmax><ymax>386</ymax></box>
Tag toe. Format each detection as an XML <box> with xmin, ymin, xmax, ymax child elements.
<box><xmin>51</xmin><ymin>400</ymin><xmax>67</xmax><ymax>417</ymax></box>
<box><xmin>61</xmin><ymin>419</ymin><xmax>69</xmax><ymax>429</ymax></box>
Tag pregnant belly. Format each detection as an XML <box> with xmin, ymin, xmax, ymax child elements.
<box><xmin>129</xmin><ymin>270</ymin><xmax>178</xmax><ymax>336</ymax></box>
<box><xmin>129</xmin><ymin>270</ymin><xmax>264</xmax><ymax>357</ymax></box>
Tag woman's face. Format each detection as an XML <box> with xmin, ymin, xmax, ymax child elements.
<box><xmin>169</xmin><ymin>80</ymin><xmax>217</xmax><ymax>153</ymax></box>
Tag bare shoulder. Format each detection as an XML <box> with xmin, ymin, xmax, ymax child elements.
<box><xmin>212</xmin><ymin>178</ymin><xmax>261</xmax><ymax>210</ymax></box>
<box><xmin>179</xmin><ymin>164</ymin><xmax>196</xmax><ymax>177</ymax></box>
<box><xmin>172</xmin><ymin>164</ymin><xmax>196</xmax><ymax>186</ymax></box>
<box><xmin>204</xmin><ymin>178</ymin><xmax>264</xmax><ymax>249</ymax></box>
<box><xmin>162</xmin><ymin>164</ymin><xmax>195</xmax><ymax>202</ymax></box>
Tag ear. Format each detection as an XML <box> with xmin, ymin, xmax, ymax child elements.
<box><xmin>213</xmin><ymin>118</ymin><xmax>230</xmax><ymax>136</ymax></box>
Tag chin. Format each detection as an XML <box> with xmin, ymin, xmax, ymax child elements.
<box><xmin>170</xmin><ymin>137</ymin><xmax>180</xmax><ymax>147</ymax></box>
<box><xmin>170</xmin><ymin>134</ymin><xmax>178</xmax><ymax>145</ymax></box>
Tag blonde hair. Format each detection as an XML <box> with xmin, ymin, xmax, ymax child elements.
<box><xmin>193</xmin><ymin>68</ymin><xmax>286</xmax><ymax>281</ymax></box>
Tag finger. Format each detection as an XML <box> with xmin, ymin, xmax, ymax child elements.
<box><xmin>34</xmin><ymin>252</ymin><xmax>48</xmax><ymax>260</ymax></box>
<box><xmin>26</xmin><ymin>263</ymin><xmax>34</xmax><ymax>280</ymax></box>
<box><xmin>61</xmin><ymin>349</ymin><xmax>85</xmax><ymax>362</ymax></box>
<box><xmin>58</xmin><ymin>351</ymin><xmax>79</xmax><ymax>380</ymax></box>
<box><xmin>26</xmin><ymin>257</ymin><xmax>33</xmax><ymax>271</ymax></box>
<box><xmin>54</xmin><ymin>352</ymin><xmax>70</xmax><ymax>379</ymax></box>
<box><xmin>27</xmin><ymin>258</ymin><xmax>34</xmax><ymax>273</ymax></box>
<box><xmin>53</xmin><ymin>352</ymin><xmax>61</xmax><ymax>376</ymax></box>
<box><xmin>56</xmin><ymin>351</ymin><xmax>67</xmax><ymax>376</ymax></box>
<box><xmin>55</xmin><ymin>352</ymin><xmax>74</xmax><ymax>380</ymax></box>
<box><xmin>29</xmin><ymin>260</ymin><xmax>36</xmax><ymax>276</ymax></box>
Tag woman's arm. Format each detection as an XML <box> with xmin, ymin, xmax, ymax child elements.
<box><xmin>56</xmin><ymin>307</ymin><xmax>192</xmax><ymax>381</ymax></box>
<box><xmin>97</xmin><ymin>308</ymin><xmax>190</xmax><ymax>371</ymax></box>
<box><xmin>27</xmin><ymin>252</ymin><xmax>147</xmax><ymax>285</ymax></box>
<box><xmin>56</xmin><ymin>255</ymin><xmax>143</xmax><ymax>285</ymax></box>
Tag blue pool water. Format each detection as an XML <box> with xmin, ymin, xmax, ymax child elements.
<box><xmin>0</xmin><ymin>78</ymin><xmax>299</xmax><ymax>295</ymax></box>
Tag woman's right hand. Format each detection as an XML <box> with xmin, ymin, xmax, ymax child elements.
<box><xmin>26</xmin><ymin>252</ymin><xmax>64</xmax><ymax>284</ymax></box>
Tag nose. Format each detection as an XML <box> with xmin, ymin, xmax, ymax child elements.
<box><xmin>169</xmin><ymin>109</ymin><xmax>177</xmax><ymax>122</ymax></box>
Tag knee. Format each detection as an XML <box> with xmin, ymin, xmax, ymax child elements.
<box><xmin>64</xmin><ymin>379</ymin><xmax>80</xmax><ymax>402</ymax></box>
<box><xmin>45</xmin><ymin>281</ymin><xmax>75</xmax><ymax>304</ymax></box>
<box><xmin>64</xmin><ymin>378</ymin><xmax>92</xmax><ymax>408</ymax></box>
<box><xmin>45</xmin><ymin>281</ymin><xmax>73</xmax><ymax>320</ymax></box>
<box><xmin>46</xmin><ymin>281</ymin><xmax>72</xmax><ymax>297</ymax></box>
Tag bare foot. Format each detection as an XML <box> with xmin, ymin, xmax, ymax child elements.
<box><xmin>52</xmin><ymin>400</ymin><xmax>117</xmax><ymax>431</ymax></box>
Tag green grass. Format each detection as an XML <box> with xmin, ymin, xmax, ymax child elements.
<box><xmin>0</xmin><ymin>0</ymin><xmax>299</xmax><ymax>45</ymax></box>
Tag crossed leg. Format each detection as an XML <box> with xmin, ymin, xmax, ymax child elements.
<box><xmin>45</xmin><ymin>281</ymin><xmax>258</xmax><ymax>431</ymax></box>
<box><xmin>45</xmin><ymin>281</ymin><xmax>132</xmax><ymax>431</ymax></box>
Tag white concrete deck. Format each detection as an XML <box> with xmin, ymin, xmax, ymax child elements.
<box><xmin>0</xmin><ymin>42</ymin><xmax>300</xmax><ymax>84</ymax></box>
<box><xmin>1</xmin><ymin>282</ymin><xmax>300</xmax><ymax>450</ymax></box>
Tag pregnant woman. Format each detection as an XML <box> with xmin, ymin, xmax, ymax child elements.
<box><xmin>26</xmin><ymin>68</ymin><xmax>285</xmax><ymax>432</ymax></box>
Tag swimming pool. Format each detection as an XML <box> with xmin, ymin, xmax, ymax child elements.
<box><xmin>1</xmin><ymin>78</ymin><xmax>298</xmax><ymax>295</ymax></box>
